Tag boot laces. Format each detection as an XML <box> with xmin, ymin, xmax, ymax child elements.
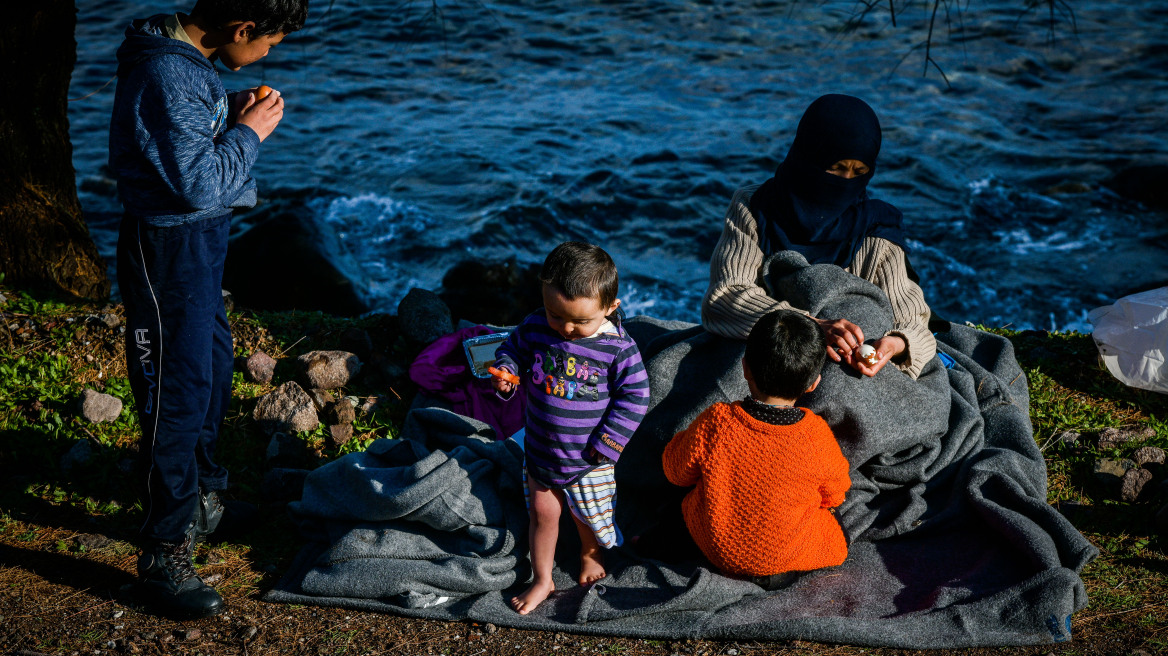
<box><xmin>162</xmin><ymin>537</ymin><xmax>199</xmax><ymax>583</ymax></box>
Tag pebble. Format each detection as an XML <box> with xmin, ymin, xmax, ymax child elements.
<box><xmin>485</xmin><ymin>623</ymin><xmax>497</xmax><ymax>634</ymax></box>
<box><xmin>238</xmin><ymin>625</ymin><xmax>259</xmax><ymax>641</ymax></box>
<box><xmin>178</xmin><ymin>628</ymin><xmax>201</xmax><ymax>641</ymax></box>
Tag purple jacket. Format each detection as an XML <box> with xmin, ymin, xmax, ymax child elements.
<box><xmin>409</xmin><ymin>326</ymin><xmax>526</xmax><ymax>440</ymax></box>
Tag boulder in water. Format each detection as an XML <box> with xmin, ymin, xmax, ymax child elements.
<box><xmin>440</xmin><ymin>258</ymin><xmax>542</xmax><ymax>327</ymax></box>
<box><xmin>1105</xmin><ymin>165</ymin><xmax>1168</xmax><ymax>210</ymax></box>
<box><xmin>224</xmin><ymin>195</ymin><xmax>370</xmax><ymax>316</ymax></box>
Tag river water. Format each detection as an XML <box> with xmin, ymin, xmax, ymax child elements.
<box><xmin>69</xmin><ymin>0</ymin><xmax>1168</xmax><ymax>331</ymax></box>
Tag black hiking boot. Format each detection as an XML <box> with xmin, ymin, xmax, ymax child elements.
<box><xmin>136</xmin><ymin>535</ymin><xmax>224</xmax><ymax>619</ymax></box>
<box><xmin>192</xmin><ymin>489</ymin><xmax>257</xmax><ymax>543</ymax></box>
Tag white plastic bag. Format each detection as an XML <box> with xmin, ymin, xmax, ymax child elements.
<box><xmin>1088</xmin><ymin>287</ymin><xmax>1168</xmax><ymax>394</ymax></box>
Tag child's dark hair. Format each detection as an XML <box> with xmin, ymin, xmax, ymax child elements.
<box><xmin>744</xmin><ymin>309</ymin><xmax>826</xmax><ymax>400</ymax></box>
<box><xmin>539</xmin><ymin>242</ymin><xmax>618</xmax><ymax>308</ymax></box>
<box><xmin>192</xmin><ymin>0</ymin><xmax>309</xmax><ymax>37</ymax></box>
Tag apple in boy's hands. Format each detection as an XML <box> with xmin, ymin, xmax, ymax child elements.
<box><xmin>236</xmin><ymin>84</ymin><xmax>283</xmax><ymax>142</ymax></box>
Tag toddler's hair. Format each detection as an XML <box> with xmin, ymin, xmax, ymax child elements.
<box><xmin>192</xmin><ymin>0</ymin><xmax>309</xmax><ymax>37</ymax></box>
<box><xmin>744</xmin><ymin>310</ymin><xmax>826</xmax><ymax>399</ymax></box>
<box><xmin>539</xmin><ymin>242</ymin><xmax>618</xmax><ymax>308</ymax></box>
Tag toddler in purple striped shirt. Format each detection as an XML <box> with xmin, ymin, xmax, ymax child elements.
<box><xmin>491</xmin><ymin>242</ymin><xmax>650</xmax><ymax>614</ymax></box>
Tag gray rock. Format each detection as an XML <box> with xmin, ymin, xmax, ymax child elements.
<box><xmin>397</xmin><ymin>288</ymin><xmax>453</xmax><ymax>345</ymax></box>
<box><xmin>297</xmin><ymin>350</ymin><xmax>361</xmax><ymax>390</ymax></box>
<box><xmin>253</xmin><ymin>382</ymin><xmax>319</xmax><ymax>435</ymax></box>
<box><xmin>99</xmin><ymin>313</ymin><xmax>121</xmax><ymax>329</ymax></box>
<box><xmin>1098</xmin><ymin>425</ymin><xmax>1155</xmax><ymax>450</ymax></box>
<box><xmin>1054</xmin><ymin>430</ymin><xmax>1081</xmax><ymax>445</ymax></box>
<box><xmin>325</xmin><ymin>400</ymin><xmax>356</xmax><ymax>426</ymax></box>
<box><xmin>221</xmin><ymin>289</ymin><xmax>235</xmax><ymax>314</ymax></box>
<box><xmin>1093</xmin><ymin>458</ymin><xmax>1135</xmax><ymax>488</ymax></box>
<box><xmin>244</xmin><ymin>350</ymin><xmax>277</xmax><ymax>384</ymax></box>
<box><xmin>1132</xmin><ymin>446</ymin><xmax>1166</xmax><ymax>467</ymax></box>
<box><xmin>263</xmin><ymin>467</ymin><xmax>311</xmax><ymax>500</ymax></box>
<box><xmin>78</xmin><ymin>388</ymin><xmax>123</xmax><ymax>423</ymax></box>
<box><xmin>266</xmin><ymin>432</ymin><xmax>309</xmax><ymax>466</ymax></box>
<box><xmin>1121</xmin><ymin>468</ymin><xmax>1154</xmax><ymax>502</ymax></box>
<box><xmin>308</xmin><ymin>388</ymin><xmax>335</xmax><ymax>412</ymax></box>
<box><xmin>327</xmin><ymin>423</ymin><xmax>354</xmax><ymax>447</ymax></box>
<box><xmin>60</xmin><ymin>439</ymin><xmax>96</xmax><ymax>473</ymax></box>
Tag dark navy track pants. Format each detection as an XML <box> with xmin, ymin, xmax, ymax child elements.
<box><xmin>117</xmin><ymin>212</ymin><xmax>232</xmax><ymax>544</ymax></box>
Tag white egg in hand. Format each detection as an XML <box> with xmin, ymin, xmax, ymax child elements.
<box><xmin>858</xmin><ymin>343</ymin><xmax>879</xmax><ymax>365</ymax></box>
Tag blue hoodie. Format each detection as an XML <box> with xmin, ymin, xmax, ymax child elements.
<box><xmin>109</xmin><ymin>15</ymin><xmax>260</xmax><ymax>227</ymax></box>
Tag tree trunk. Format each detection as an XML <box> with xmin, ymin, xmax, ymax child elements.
<box><xmin>0</xmin><ymin>2</ymin><xmax>110</xmax><ymax>301</ymax></box>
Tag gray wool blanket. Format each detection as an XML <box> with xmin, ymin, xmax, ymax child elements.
<box><xmin>266</xmin><ymin>252</ymin><xmax>1097</xmax><ymax>648</ymax></box>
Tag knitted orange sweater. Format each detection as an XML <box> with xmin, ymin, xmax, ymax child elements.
<box><xmin>662</xmin><ymin>401</ymin><xmax>851</xmax><ymax>577</ymax></box>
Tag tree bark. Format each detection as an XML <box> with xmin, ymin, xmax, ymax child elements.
<box><xmin>0</xmin><ymin>2</ymin><xmax>110</xmax><ymax>301</ymax></box>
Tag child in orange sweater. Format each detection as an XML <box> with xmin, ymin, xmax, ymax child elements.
<box><xmin>662</xmin><ymin>309</ymin><xmax>851</xmax><ymax>588</ymax></box>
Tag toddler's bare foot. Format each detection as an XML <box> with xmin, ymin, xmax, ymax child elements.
<box><xmin>510</xmin><ymin>579</ymin><xmax>554</xmax><ymax>615</ymax></box>
<box><xmin>578</xmin><ymin>547</ymin><xmax>606</xmax><ymax>586</ymax></box>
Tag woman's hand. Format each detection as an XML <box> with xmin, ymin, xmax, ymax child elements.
<box><xmin>850</xmin><ymin>335</ymin><xmax>906</xmax><ymax>377</ymax></box>
<box><xmin>815</xmin><ymin>317</ymin><xmax>866</xmax><ymax>364</ymax></box>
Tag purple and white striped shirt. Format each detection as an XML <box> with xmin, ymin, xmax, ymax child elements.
<box><xmin>495</xmin><ymin>311</ymin><xmax>650</xmax><ymax>488</ymax></box>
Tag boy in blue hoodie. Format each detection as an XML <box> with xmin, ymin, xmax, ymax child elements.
<box><xmin>110</xmin><ymin>0</ymin><xmax>307</xmax><ymax>619</ymax></box>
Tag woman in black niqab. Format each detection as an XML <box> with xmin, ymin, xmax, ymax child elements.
<box><xmin>750</xmin><ymin>94</ymin><xmax>908</xmax><ymax>268</ymax></box>
<box><xmin>702</xmin><ymin>94</ymin><xmax>936</xmax><ymax>379</ymax></box>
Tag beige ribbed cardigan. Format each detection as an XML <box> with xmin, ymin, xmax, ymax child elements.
<box><xmin>701</xmin><ymin>185</ymin><xmax>936</xmax><ymax>379</ymax></box>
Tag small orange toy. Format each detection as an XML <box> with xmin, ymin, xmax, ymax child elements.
<box><xmin>256</xmin><ymin>85</ymin><xmax>273</xmax><ymax>100</ymax></box>
<box><xmin>488</xmin><ymin>367</ymin><xmax>520</xmax><ymax>385</ymax></box>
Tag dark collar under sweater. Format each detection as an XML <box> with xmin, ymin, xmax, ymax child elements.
<box><xmin>741</xmin><ymin>397</ymin><xmax>805</xmax><ymax>426</ymax></box>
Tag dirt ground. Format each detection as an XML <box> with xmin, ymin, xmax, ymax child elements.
<box><xmin>0</xmin><ymin>508</ymin><xmax>1148</xmax><ymax>656</ymax></box>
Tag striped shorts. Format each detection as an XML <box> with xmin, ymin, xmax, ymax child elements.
<box><xmin>525</xmin><ymin>464</ymin><xmax>622</xmax><ymax>549</ymax></box>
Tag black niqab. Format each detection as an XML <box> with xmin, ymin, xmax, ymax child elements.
<box><xmin>750</xmin><ymin>94</ymin><xmax>908</xmax><ymax>267</ymax></box>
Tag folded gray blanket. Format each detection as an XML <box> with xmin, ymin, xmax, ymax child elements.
<box><xmin>267</xmin><ymin>251</ymin><xmax>1097</xmax><ymax>648</ymax></box>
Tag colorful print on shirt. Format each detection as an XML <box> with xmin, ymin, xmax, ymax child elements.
<box><xmin>494</xmin><ymin>311</ymin><xmax>649</xmax><ymax>488</ymax></box>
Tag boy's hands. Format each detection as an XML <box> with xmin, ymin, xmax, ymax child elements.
<box><xmin>233</xmin><ymin>87</ymin><xmax>283</xmax><ymax>142</ymax></box>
